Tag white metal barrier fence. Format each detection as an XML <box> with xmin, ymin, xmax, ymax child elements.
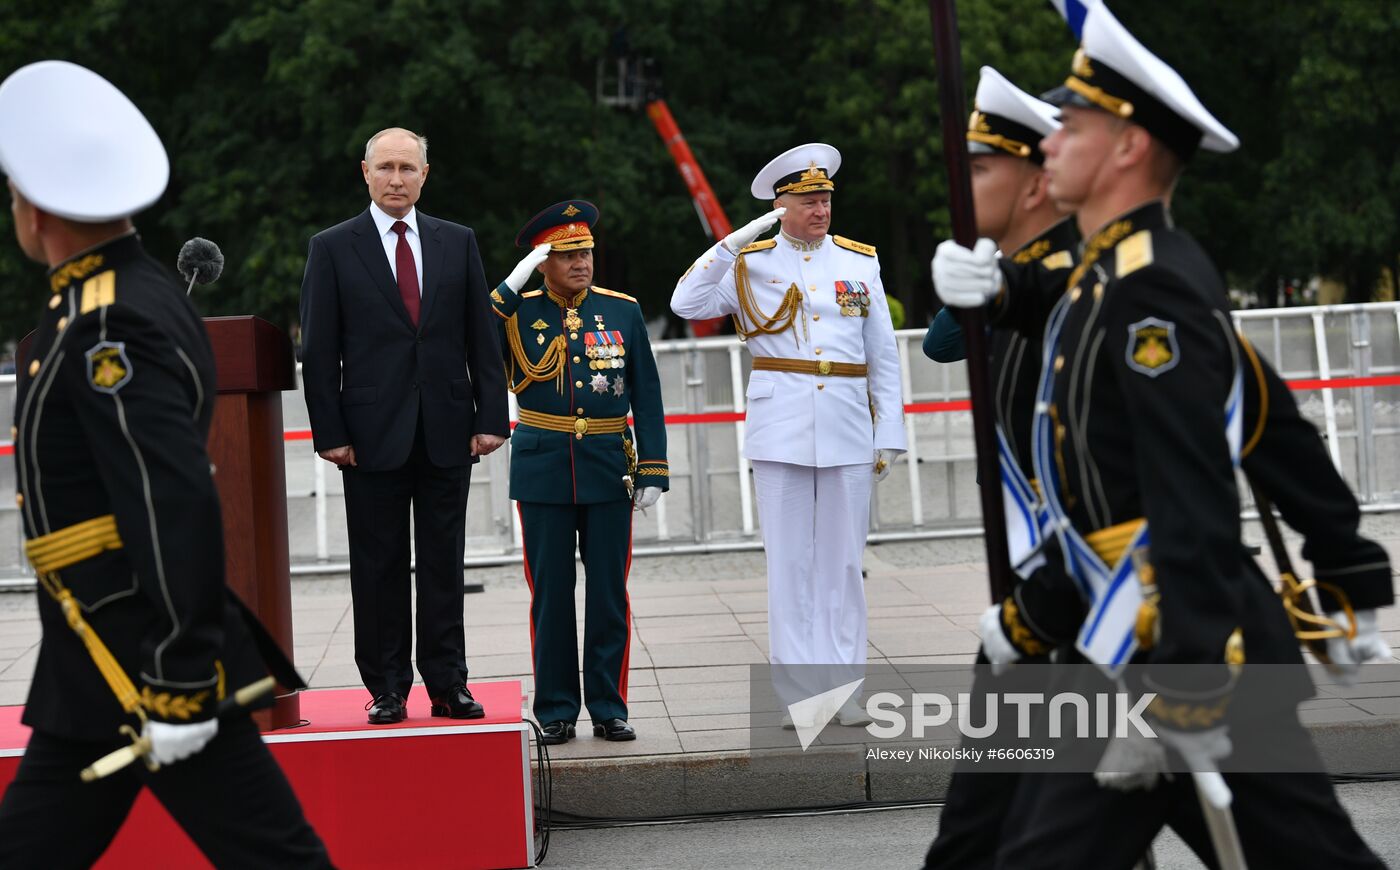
<box><xmin>1</xmin><ymin>301</ymin><xmax>1397</xmax><ymax>581</ymax></box>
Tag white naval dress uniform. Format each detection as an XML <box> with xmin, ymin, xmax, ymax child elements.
<box><xmin>672</xmin><ymin>231</ymin><xmax>906</xmax><ymax>685</ymax></box>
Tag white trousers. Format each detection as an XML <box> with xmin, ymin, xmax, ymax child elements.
<box><xmin>752</xmin><ymin>460</ymin><xmax>872</xmax><ymax>673</ymax></box>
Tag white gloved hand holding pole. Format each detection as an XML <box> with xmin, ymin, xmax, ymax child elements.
<box><xmin>144</xmin><ymin>718</ymin><xmax>219</xmax><ymax>767</ymax></box>
<box><xmin>932</xmin><ymin>238</ymin><xmax>1001</xmax><ymax>308</ymax></box>
<box><xmin>505</xmin><ymin>243</ymin><xmax>552</xmax><ymax>293</ymax></box>
<box><xmin>722</xmin><ymin>208</ymin><xmax>787</xmax><ymax>255</ymax></box>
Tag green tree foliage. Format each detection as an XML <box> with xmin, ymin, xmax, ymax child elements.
<box><xmin>0</xmin><ymin>0</ymin><xmax>1394</xmax><ymax>346</ymax></box>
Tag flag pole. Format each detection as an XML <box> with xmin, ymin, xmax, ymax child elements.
<box><xmin>928</xmin><ymin>0</ymin><xmax>1014</xmax><ymax>603</ymax></box>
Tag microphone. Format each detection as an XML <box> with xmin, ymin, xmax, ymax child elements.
<box><xmin>177</xmin><ymin>237</ymin><xmax>224</xmax><ymax>296</ymax></box>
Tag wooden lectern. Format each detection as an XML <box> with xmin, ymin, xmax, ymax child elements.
<box><xmin>204</xmin><ymin>316</ymin><xmax>301</xmax><ymax>731</ymax></box>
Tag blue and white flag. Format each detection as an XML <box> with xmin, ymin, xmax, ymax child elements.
<box><xmin>1048</xmin><ymin>0</ymin><xmax>1094</xmax><ymax>38</ymax></box>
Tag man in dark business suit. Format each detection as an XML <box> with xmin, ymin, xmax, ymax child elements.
<box><xmin>300</xmin><ymin>126</ymin><xmax>510</xmax><ymax>724</ymax></box>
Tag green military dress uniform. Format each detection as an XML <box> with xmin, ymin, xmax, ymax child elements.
<box><xmin>492</xmin><ymin>202</ymin><xmax>667</xmax><ymax>730</ymax></box>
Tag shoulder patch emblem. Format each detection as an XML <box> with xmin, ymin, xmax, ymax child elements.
<box><xmin>739</xmin><ymin>238</ymin><xmax>778</xmax><ymax>254</ymax></box>
<box><xmin>79</xmin><ymin>270</ymin><xmax>117</xmax><ymax>314</ymax></box>
<box><xmin>1126</xmin><ymin>317</ymin><xmax>1178</xmax><ymax>377</ymax></box>
<box><xmin>1116</xmin><ymin>230</ymin><xmax>1154</xmax><ymax>277</ymax></box>
<box><xmin>592</xmin><ymin>287</ymin><xmax>639</xmax><ymax>303</ymax></box>
<box><xmin>832</xmin><ymin>235</ymin><xmax>876</xmax><ymax>256</ymax></box>
<box><xmin>1041</xmin><ymin>250</ymin><xmax>1074</xmax><ymax>271</ymax></box>
<box><xmin>86</xmin><ymin>341</ymin><xmax>134</xmax><ymax>393</ymax></box>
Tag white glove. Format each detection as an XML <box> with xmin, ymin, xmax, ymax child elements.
<box><xmin>1325</xmin><ymin>609</ymin><xmax>1393</xmax><ymax>685</ymax></box>
<box><xmin>144</xmin><ymin>718</ymin><xmax>219</xmax><ymax>766</ymax></box>
<box><xmin>722</xmin><ymin>208</ymin><xmax>787</xmax><ymax>255</ymax></box>
<box><xmin>932</xmin><ymin>238</ymin><xmax>1001</xmax><ymax>308</ymax></box>
<box><xmin>633</xmin><ymin>487</ymin><xmax>662</xmax><ymax>510</ymax></box>
<box><xmin>505</xmin><ymin>243</ymin><xmax>552</xmax><ymax>293</ymax></box>
<box><xmin>978</xmin><ymin>604</ymin><xmax>1021</xmax><ymax>676</ymax></box>
<box><xmin>1095</xmin><ymin>724</ymin><xmax>1170</xmax><ymax>792</ymax></box>
<box><xmin>1156</xmin><ymin>724</ymin><xmax>1232</xmax><ymax>773</ymax></box>
<box><xmin>873</xmin><ymin>449</ymin><xmax>895</xmax><ymax>483</ymax></box>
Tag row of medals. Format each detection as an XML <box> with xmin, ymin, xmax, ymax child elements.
<box><xmin>588</xmin><ymin>343</ymin><xmax>626</xmax><ymax>371</ymax></box>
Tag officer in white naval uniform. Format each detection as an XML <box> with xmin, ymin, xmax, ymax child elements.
<box><xmin>671</xmin><ymin>143</ymin><xmax>906</xmax><ymax>724</ymax></box>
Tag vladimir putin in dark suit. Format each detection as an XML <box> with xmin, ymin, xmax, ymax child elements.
<box><xmin>300</xmin><ymin>127</ymin><xmax>509</xmax><ymax>724</ymax></box>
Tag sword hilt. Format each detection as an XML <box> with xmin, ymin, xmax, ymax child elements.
<box><xmin>78</xmin><ymin>676</ymin><xmax>278</xmax><ymax>782</ymax></box>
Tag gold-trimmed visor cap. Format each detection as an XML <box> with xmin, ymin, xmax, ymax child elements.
<box><xmin>515</xmin><ymin>199</ymin><xmax>599</xmax><ymax>251</ymax></box>
<box><xmin>1042</xmin><ymin>3</ymin><xmax>1237</xmax><ymax>161</ymax></box>
<box><xmin>751</xmin><ymin>142</ymin><xmax>842</xmax><ymax>200</ymax></box>
<box><xmin>967</xmin><ymin>66</ymin><xmax>1060</xmax><ymax>164</ymax></box>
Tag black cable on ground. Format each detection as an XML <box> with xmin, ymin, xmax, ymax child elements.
<box><xmin>526</xmin><ymin>719</ymin><xmax>552</xmax><ymax>864</ymax></box>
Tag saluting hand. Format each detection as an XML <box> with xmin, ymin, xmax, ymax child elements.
<box><xmin>722</xmin><ymin>208</ymin><xmax>787</xmax><ymax>255</ymax></box>
<box><xmin>505</xmin><ymin>243</ymin><xmax>552</xmax><ymax>293</ymax></box>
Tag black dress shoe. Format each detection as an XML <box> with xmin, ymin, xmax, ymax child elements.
<box><xmin>366</xmin><ymin>693</ymin><xmax>406</xmax><ymax>724</ymax></box>
<box><xmin>539</xmin><ymin>722</ymin><xmax>575</xmax><ymax>745</ymax></box>
<box><xmin>592</xmin><ymin>718</ymin><xmax>636</xmax><ymax>741</ymax></box>
<box><xmin>430</xmin><ymin>684</ymin><xmax>486</xmax><ymax>719</ymax></box>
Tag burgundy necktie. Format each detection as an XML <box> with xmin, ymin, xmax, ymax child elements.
<box><xmin>391</xmin><ymin>220</ymin><xmax>420</xmax><ymax>326</ymax></box>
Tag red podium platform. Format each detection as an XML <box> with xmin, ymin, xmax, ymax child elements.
<box><xmin>0</xmin><ymin>681</ymin><xmax>535</xmax><ymax>869</ymax></box>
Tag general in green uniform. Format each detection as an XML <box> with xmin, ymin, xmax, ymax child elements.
<box><xmin>491</xmin><ymin>201</ymin><xmax>668</xmax><ymax>744</ymax></box>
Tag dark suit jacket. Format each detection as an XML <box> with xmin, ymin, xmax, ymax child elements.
<box><xmin>299</xmin><ymin>208</ymin><xmax>509</xmax><ymax>471</ymax></box>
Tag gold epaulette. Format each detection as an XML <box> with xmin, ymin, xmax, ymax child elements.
<box><xmin>521</xmin><ymin>290</ymin><xmax>544</xmax><ymax>298</ymax></box>
<box><xmin>592</xmin><ymin>286</ymin><xmax>637</xmax><ymax>303</ymax></box>
<box><xmin>739</xmin><ymin>239</ymin><xmax>777</xmax><ymax>254</ymax></box>
<box><xmin>79</xmin><ymin>270</ymin><xmax>118</xmax><ymax>314</ymax></box>
<box><xmin>833</xmin><ymin>235</ymin><xmax>876</xmax><ymax>257</ymax></box>
<box><xmin>1116</xmin><ymin>229</ymin><xmax>1154</xmax><ymax>277</ymax></box>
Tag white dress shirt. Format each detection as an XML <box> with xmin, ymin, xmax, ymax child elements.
<box><xmin>369</xmin><ymin>201</ymin><xmax>423</xmax><ymax>293</ymax></box>
<box><xmin>672</xmin><ymin>232</ymin><xmax>907</xmax><ymax>467</ymax></box>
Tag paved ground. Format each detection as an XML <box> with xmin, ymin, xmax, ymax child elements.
<box><xmin>2</xmin><ymin>519</ymin><xmax>1399</xmax><ymax>821</ymax></box>
<box><xmin>542</xmin><ymin>781</ymin><xmax>1400</xmax><ymax>869</ymax></box>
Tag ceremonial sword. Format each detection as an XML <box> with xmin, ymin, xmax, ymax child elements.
<box><xmin>81</xmin><ymin>676</ymin><xmax>278</xmax><ymax>782</ymax></box>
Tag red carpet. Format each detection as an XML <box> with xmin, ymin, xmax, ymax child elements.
<box><xmin>0</xmin><ymin>681</ymin><xmax>535</xmax><ymax>869</ymax></box>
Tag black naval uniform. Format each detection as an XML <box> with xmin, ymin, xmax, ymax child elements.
<box><xmin>0</xmin><ymin>234</ymin><xmax>331</xmax><ymax>869</ymax></box>
<box><xmin>986</xmin><ymin>201</ymin><xmax>1386</xmax><ymax>869</ymax></box>
<box><xmin>491</xmin><ymin>280</ymin><xmax>669</xmax><ymax>729</ymax></box>
<box><xmin>921</xmin><ymin>218</ymin><xmax>1081</xmax><ymax>870</ymax></box>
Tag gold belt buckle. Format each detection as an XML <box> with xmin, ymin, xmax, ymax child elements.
<box><xmin>574</xmin><ymin>417</ymin><xmax>589</xmax><ymax>439</ymax></box>
<box><xmin>818</xmin><ymin>360</ymin><xmax>832</xmax><ymax>376</ymax></box>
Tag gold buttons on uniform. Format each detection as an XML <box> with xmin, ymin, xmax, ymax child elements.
<box><xmin>576</xmin><ymin>408</ymin><xmax>585</xmax><ymax>416</ymax></box>
<box><xmin>814</xmin><ymin>348</ymin><xmax>822</xmax><ymax>355</ymax></box>
<box><xmin>48</xmin><ymin>295</ymin><xmax>61</xmax><ymax>310</ymax></box>
<box><xmin>817</xmin><ymin>384</ymin><xmax>825</xmax><ymax>391</ymax></box>
<box><xmin>803</xmin><ymin>256</ymin><xmax>812</xmax><ymax>262</ymax></box>
<box><xmin>575</xmin><ymin>380</ymin><xmax>584</xmax><ymax>388</ymax></box>
<box><xmin>573</xmin><ymin>356</ymin><xmax>581</xmax><ymax>363</ymax></box>
<box><xmin>813</xmin><ymin>315</ymin><xmax>821</xmax><ymax>321</ymax></box>
<box><xmin>808</xmin><ymin>285</ymin><xmax>816</xmax><ymax>291</ymax></box>
<box><xmin>28</xmin><ymin>360</ymin><xmax>39</xmax><ymax>376</ymax></box>
<box><xmin>570</xmin><ymin>333</ymin><xmax>579</xmax><ymax>340</ymax></box>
